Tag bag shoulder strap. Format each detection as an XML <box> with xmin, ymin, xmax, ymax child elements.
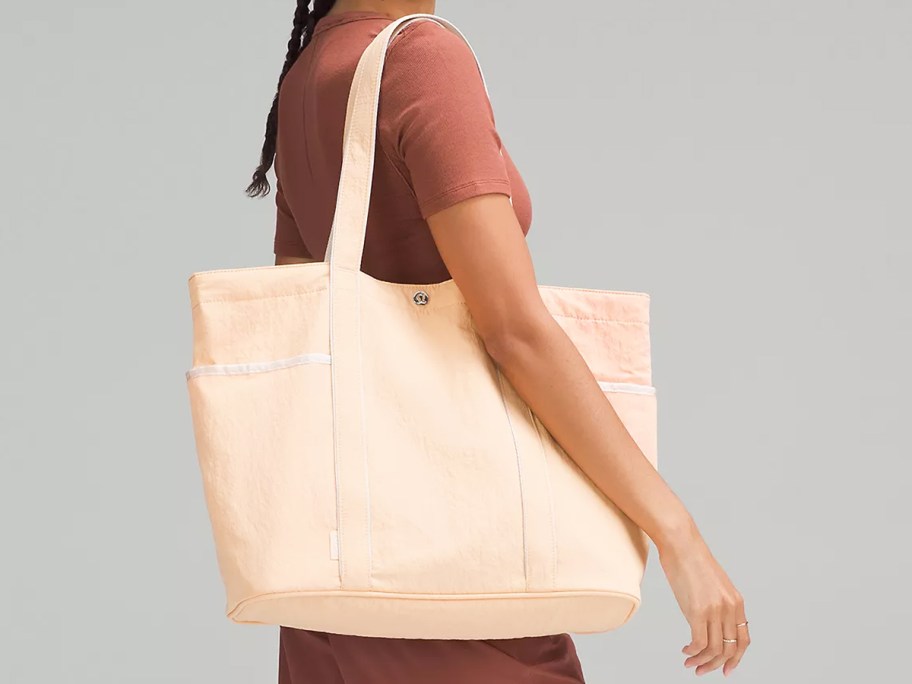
<box><xmin>325</xmin><ymin>13</ymin><xmax>494</xmax><ymax>271</ymax></box>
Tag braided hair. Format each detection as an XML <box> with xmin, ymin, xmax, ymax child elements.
<box><xmin>245</xmin><ymin>0</ymin><xmax>337</xmax><ymax>197</ymax></box>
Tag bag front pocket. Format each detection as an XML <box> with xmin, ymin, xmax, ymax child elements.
<box><xmin>185</xmin><ymin>357</ymin><xmax>339</xmax><ymax>610</ymax></box>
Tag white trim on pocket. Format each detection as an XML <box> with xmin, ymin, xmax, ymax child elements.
<box><xmin>185</xmin><ymin>352</ymin><xmax>332</xmax><ymax>380</ymax></box>
<box><xmin>597</xmin><ymin>380</ymin><xmax>656</xmax><ymax>395</ymax></box>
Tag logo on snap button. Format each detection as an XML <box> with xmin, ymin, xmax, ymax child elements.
<box><xmin>413</xmin><ymin>291</ymin><xmax>429</xmax><ymax>305</ymax></box>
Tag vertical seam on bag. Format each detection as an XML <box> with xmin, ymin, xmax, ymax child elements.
<box><xmin>330</xmin><ymin>261</ymin><xmax>343</xmax><ymax>585</ymax></box>
<box><xmin>530</xmin><ymin>411</ymin><xmax>558</xmax><ymax>589</ymax></box>
<box><xmin>496</xmin><ymin>366</ymin><xmax>528</xmax><ymax>591</ymax></box>
<box><xmin>358</xmin><ymin>268</ymin><xmax>373</xmax><ymax>587</ymax></box>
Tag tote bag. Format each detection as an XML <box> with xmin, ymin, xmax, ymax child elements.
<box><xmin>185</xmin><ymin>12</ymin><xmax>658</xmax><ymax>640</ymax></box>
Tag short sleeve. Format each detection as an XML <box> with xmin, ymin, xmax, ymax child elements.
<box><xmin>273</xmin><ymin>173</ymin><xmax>312</xmax><ymax>258</ymax></box>
<box><xmin>381</xmin><ymin>21</ymin><xmax>512</xmax><ymax>219</ymax></box>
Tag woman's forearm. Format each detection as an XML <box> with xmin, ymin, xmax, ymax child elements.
<box><xmin>485</xmin><ymin>313</ymin><xmax>698</xmax><ymax>553</ymax></box>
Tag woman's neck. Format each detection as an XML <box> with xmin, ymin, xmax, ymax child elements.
<box><xmin>327</xmin><ymin>0</ymin><xmax>436</xmax><ymax>20</ymax></box>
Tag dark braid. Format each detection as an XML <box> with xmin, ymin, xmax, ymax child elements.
<box><xmin>246</xmin><ymin>0</ymin><xmax>337</xmax><ymax>197</ymax></box>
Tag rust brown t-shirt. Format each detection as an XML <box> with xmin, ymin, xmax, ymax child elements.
<box><xmin>272</xmin><ymin>10</ymin><xmax>533</xmax><ymax>285</ymax></box>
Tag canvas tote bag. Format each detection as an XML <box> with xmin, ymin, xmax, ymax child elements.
<box><xmin>185</xmin><ymin>12</ymin><xmax>658</xmax><ymax>640</ymax></box>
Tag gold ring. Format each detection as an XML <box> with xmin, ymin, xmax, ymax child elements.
<box><xmin>736</xmin><ymin>621</ymin><xmax>749</xmax><ymax>628</ymax></box>
<box><xmin>722</xmin><ymin>638</ymin><xmax>738</xmax><ymax>644</ymax></box>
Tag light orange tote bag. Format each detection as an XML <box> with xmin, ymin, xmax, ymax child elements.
<box><xmin>185</xmin><ymin>12</ymin><xmax>658</xmax><ymax>640</ymax></box>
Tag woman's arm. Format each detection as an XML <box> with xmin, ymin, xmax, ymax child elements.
<box><xmin>427</xmin><ymin>192</ymin><xmax>751</xmax><ymax>676</ymax></box>
<box><xmin>430</xmin><ymin>194</ymin><xmax>691</xmax><ymax>550</ymax></box>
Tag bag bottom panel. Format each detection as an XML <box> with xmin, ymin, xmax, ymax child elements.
<box><xmin>227</xmin><ymin>589</ymin><xmax>639</xmax><ymax>639</ymax></box>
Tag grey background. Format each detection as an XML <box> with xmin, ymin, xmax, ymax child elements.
<box><xmin>1</xmin><ymin>0</ymin><xmax>909</xmax><ymax>682</ymax></box>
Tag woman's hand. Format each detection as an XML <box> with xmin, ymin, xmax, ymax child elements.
<box><xmin>657</xmin><ymin>525</ymin><xmax>751</xmax><ymax>676</ymax></box>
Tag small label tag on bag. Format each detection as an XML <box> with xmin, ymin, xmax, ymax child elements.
<box><xmin>329</xmin><ymin>530</ymin><xmax>339</xmax><ymax>560</ymax></box>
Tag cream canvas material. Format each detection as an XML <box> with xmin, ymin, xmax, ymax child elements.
<box><xmin>185</xmin><ymin>13</ymin><xmax>659</xmax><ymax>640</ymax></box>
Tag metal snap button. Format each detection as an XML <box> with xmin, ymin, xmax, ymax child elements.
<box><xmin>412</xmin><ymin>290</ymin><xmax>429</xmax><ymax>306</ymax></box>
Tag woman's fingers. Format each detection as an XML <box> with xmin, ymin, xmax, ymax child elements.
<box><xmin>696</xmin><ymin>617</ymin><xmax>738</xmax><ymax>676</ymax></box>
<box><xmin>685</xmin><ymin>618</ymin><xmax>723</xmax><ymax>670</ymax></box>
<box><xmin>682</xmin><ymin>621</ymin><xmax>708</xmax><ymax>659</ymax></box>
<box><xmin>723</xmin><ymin>615</ymin><xmax>751</xmax><ymax>676</ymax></box>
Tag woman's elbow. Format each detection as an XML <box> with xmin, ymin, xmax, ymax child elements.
<box><xmin>478</xmin><ymin>310</ymin><xmax>554</xmax><ymax>365</ymax></box>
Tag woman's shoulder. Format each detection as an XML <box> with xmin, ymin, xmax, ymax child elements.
<box><xmin>380</xmin><ymin>18</ymin><xmax>490</xmax><ymax>118</ymax></box>
<box><xmin>386</xmin><ymin>18</ymin><xmax>482</xmax><ymax>76</ymax></box>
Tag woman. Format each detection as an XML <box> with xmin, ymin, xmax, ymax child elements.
<box><xmin>247</xmin><ymin>1</ymin><xmax>751</xmax><ymax>682</ymax></box>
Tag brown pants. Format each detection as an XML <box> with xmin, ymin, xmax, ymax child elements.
<box><xmin>278</xmin><ymin>626</ymin><xmax>587</xmax><ymax>683</ymax></box>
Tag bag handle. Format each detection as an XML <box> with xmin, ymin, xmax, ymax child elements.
<box><xmin>324</xmin><ymin>13</ymin><xmax>495</xmax><ymax>271</ymax></box>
